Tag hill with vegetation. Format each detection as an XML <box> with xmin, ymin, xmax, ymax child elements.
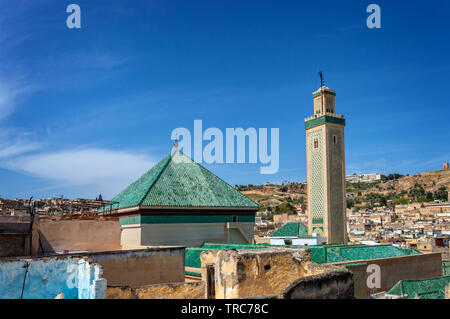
<box><xmin>236</xmin><ymin>169</ymin><xmax>450</xmax><ymax>214</ymax></box>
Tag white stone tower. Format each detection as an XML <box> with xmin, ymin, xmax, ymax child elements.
<box><xmin>305</xmin><ymin>81</ymin><xmax>347</xmax><ymax>244</ymax></box>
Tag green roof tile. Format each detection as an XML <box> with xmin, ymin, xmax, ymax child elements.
<box><xmin>102</xmin><ymin>151</ymin><xmax>258</xmax><ymax>211</ymax></box>
<box><xmin>270</xmin><ymin>222</ymin><xmax>310</xmax><ymax>238</ymax></box>
<box><xmin>326</xmin><ymin>244</ymin><xmax>418</xmax><ymax>262</ymax></box>
<box><xmin>387</xmin><ymin>276</ymin><xmax>450</xmax><ymax>299</ymax></box>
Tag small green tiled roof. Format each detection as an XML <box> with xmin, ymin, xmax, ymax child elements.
<box><xmin>103</xmin><ymin>150</ymin><xmax>258</xmax><ymax>211</ymax></box>
<box><xmin>387</xmin><ymin>276</ymin><xmax>450</xmax><ymax>299</ymax></box>
<box><xmin>270</xmin><ymin>222</ymin><xmax>310</xmax><ymax>238</ymax></box>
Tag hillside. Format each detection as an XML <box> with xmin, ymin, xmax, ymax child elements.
<box><xmin>237</xmin><ymin>169</ymin><xmax>450</xmax><ymax>212</ymax></box>
<box><xmin>361</xmin><ymin>169</ymin><xmax>450</xmax><ymax>195</ymax></box>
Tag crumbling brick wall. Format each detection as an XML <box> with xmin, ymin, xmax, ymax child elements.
<box><xmin>106</xmin><ymin>281</ymin><xmax>205</xmax><ymax>299</ymax></box>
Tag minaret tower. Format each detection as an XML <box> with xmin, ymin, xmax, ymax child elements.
<box><xmin>305</xmin><ymin>72</ymin><xmax>347</xmax><ymax>244</ymax></box>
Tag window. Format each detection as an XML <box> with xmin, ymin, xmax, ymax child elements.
<box><xmin>333</xmin><ymin>135</ymin><xmax>337</xmax><ymax>144</ymax></box>
<box><xmin>232</xmin><ymin>216</ymin><xmax>237</xmax><ymax>222</ymax></box>
<box><xmin>314</xmin><ymin>138</ymin><xmax>319</xmax><ymax>149</ymax></box>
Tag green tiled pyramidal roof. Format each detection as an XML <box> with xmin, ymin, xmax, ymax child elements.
<box><xmin>387</xmin><ymin>276</ymin><xmax>450</xmax><ymax>299</ymax></box>
<box><xmin>270</xmin><ymin>222</ymin><xmax>310</xmax><ymax>238</ymax></box>
<box><xmin>104</xmin><ymin>150</ymin><xmax>258</xmax><ymax>211</ymax></box>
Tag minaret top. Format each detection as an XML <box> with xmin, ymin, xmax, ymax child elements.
<box><xmin>305</xmin><ymin>76</ymin><xmax>345</xmax><ymax>127</ymax></box>
<box><xmin>312</xmin><ymin>85</ymin><xmax>336</xmax><ymax>116</ymax></box>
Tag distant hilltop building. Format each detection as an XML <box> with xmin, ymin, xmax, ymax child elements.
<box><xmin>304</xmin><ymin>76</ymin><xmax>347</xmax><ymax>244</ymax></box>
<box><xmin>443</xmin><ymin>162</ymin><xmax>449</xmax><ymax>169</ymax></box>
<box><xmin>100</xmin><ymin>150</ymin><xmax>258</xmax><ymax>248</ymax></box>
<box><xmin>346</xmin><ymin>173</ymin><xmax>381</xmax><ymax>184</ymax></box>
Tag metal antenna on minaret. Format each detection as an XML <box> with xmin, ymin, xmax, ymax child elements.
<box><xmin>318</xmin><ymin>70</ymin><xmax>325</xmax><ymax>87</ymax></box>
<box><xmin>318</xmin><ymin>70</ymin><xmax>325</xmax><ymax>114</ymax></box>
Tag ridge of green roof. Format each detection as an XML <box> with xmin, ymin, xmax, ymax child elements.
<box><xmin>387</xmin><ymin>276</ymin><xmax>450</xmax><ymax>299</ymax></box>
<box><xmin>103</xmin><ymin>150</ymin><xmax>259</xmax><ymax>211</ymax></box>
<box><xmin>270</xmin><ymin>222</ymin><xmax>310</xmax><ymax>237</ymax></box>
<box><xmin>326</xmin><ymin>244</ymin><xmax>421</xmax><ymax>262</ymax></box>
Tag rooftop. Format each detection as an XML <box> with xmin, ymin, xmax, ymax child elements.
<box><xmin>270</xmin><ymin>222</ymin><xmax>310</xmax><ymax>238</ymax></box>
<box><xmin>387</xmin><ymin>276</ymin><xmax>450</xmax><ymax>299</ymax></box>
<box><xmin>101</xmin><ymin>150</ymin><xmax>258</xmax><ymax>212</ymax></box>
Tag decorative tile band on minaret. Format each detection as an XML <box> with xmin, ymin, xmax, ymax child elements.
<box><xmin>305</xmin><ymin>79</ymin><xmax>347</xmax><ymax>244</ymax></box>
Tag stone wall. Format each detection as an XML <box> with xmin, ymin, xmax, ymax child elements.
<box><xmin>106</xmin><ymin>281</ymin><xmax>205</xmax><ymax>299</ymax></box>
<box><xmin>200</xmin><ymin>248</ymin><xmax>354</xmax><ymax>299</ymax></box>
<box><xmin>61</xmin><ymin>247</ymin><xmax>185</xmax><ymax>288</ymax></box>
<box><xmin>208</xmin><ymin>249</ymin><xmax>307</xmax><ymax>298</ymax></box>
<box><xmin>39</xmin><ymin>217</ymin><xmax>122</xmax><ymax>253</ymax></box>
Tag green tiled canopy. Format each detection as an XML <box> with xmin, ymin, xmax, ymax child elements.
<box><xmin>103</xmin><ymin>150</ymin><xmax>258</xmax><ymax>211</ymax></box>
<box><xmin>270</xmin><ymin>222</ymin><xmax>310</xmax><ymax>238</ymax></box>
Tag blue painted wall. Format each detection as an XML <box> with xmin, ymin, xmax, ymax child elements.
<box><xmin>0</xmin><ymin>256</ymin><xmax>106</xmax><ymax>299</ymax></box>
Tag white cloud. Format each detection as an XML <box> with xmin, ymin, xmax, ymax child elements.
<box><xmin>0</xmin><ymin>141</ymin><xmax>41</xmax><ymax>158</ymax></box>
<box><xmin>4</xmin><ymin>148</ymin><xmax>156</xmax><ymax>198</ymax></box>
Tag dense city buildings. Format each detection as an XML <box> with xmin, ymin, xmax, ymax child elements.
<box><xmin>346</xmin><ymin>173</ymin><xmax>382</xmax><ymax>184</ymax></box>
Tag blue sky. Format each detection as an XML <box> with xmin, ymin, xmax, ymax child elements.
<box><xmin>0</xmin><ymin>0</ymin><xmax>449</xmax><ymax>199</ymax></box>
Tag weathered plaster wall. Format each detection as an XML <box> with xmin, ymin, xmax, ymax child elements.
<box><xmin>333</xmin><ymin>252</ymin><xmax>443</xmax><ymax>298</ymax></box>
<box><xmin>105</xmin><ymin>281</ymin><xmax>205</xmax><ymax>299</ymax></box>
<box><xmin>202</xmin><ymin>248</ymin><xmax>315</xmax><ymax>299</ymax></box>
<box><xmin>81</xmin><ymin>247</ymin><xmax>185</xmax><ymax>287</ymax></box>
<box><xmin>39</xmin><ymin>217</ymin><xmax>121</xmax><ymax>253</ymax></box>
<box><xmin>0</xmin><ymin>255</ymin><xmax>106</xmax><ymax>299</ymax></box>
